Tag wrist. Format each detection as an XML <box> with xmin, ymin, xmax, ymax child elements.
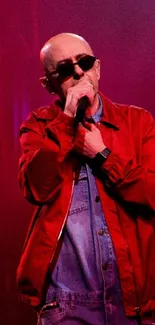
<box><xmin>92</xmin><ymin>145</ymin><xmax>106</xmax><ymax>157</ymax></box>
<box><xmin>91</xmin><ymin>147</ymin><xmax>111</xmax><ymax>169</ymax></box>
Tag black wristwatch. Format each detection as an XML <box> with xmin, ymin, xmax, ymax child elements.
<box><xmin>92</xmin><ymin>147</ymin><xmax>111</xmax><ymax>169</ymax></box>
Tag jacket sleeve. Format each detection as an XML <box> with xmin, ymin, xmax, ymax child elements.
<box><xmin>19</xmin><ymin>111</ymin><xmax>75</xmax><ymax>205</ymax></box>
<box><xmin>101</xmin><ymin>109</ymin><xmax>155</xmax><ymax>212</ymax></box>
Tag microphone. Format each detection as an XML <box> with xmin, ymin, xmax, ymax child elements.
<box><xmin>75</xmin><ymin>96</ymin><xmax>89</xmax><ymax>125</ymax></box>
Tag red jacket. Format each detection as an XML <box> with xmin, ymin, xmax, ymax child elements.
<box><xmin>17</xmin><ymin>92</ymin><xmax>155</xmax><ymax>317</ymax></box>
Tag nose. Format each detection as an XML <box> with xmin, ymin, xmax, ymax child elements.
<box><xmin>73</xmin><ymin>63</ymin><xmax>84</xmax><ymax>80</ymax></box>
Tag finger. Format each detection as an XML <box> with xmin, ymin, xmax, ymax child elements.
<box><xmin>77</xmin><ymin>123</ymin><xmax>86</xmax><ymax>135</ymax></box>
<box><xmin>83</xmin><ymin>121</ymin><xmax>96</xmax><ymax>131</ymax></box>
<box><xmin>78</xmin><ymin>122</ymin><xmax>86</xmax><ymax>130</ymax></box>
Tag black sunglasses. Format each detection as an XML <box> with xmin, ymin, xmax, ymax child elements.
<box><xmin>46</xmin><ymin>55</ymin><xmax>97</xmax><ymax>79</ymax></box>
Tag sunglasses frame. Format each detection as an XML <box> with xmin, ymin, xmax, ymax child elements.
<box><xmin>46</xmin><ymin>55</ymin><xmax>97</xmax><ymax>79</ymax></box>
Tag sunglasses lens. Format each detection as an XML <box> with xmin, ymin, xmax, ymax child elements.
<box><xmin>57</xmin><ymin>62</ymin><xmax>74</xmax><ymax>78</ymax></box>
<box><xmin>79</xmin><ymin>56</ymin><xmax>96</xmax><ymax>71</ymax></box>
<box><xmin>52</xmin><ymin>55</ymin><xmax>96</xmax><ymax>79</ymax></box>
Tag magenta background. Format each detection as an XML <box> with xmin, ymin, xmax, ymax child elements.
<box><xmin>0</xmin><ymin>1</ymin><xmax>155</xmax><ymax>324</ymax></box>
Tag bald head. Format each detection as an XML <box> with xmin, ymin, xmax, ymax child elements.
<box><xmin>40</xmin><ymin>33</ymin><xmax>94</xmax><ymax>73</ymax></box>
<box><xmin>39</xmin><ymin>33</ymin><xmax>100</xmax><ymax>104</ymax></box>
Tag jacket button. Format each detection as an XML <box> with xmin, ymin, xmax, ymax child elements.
<box><xmin>95</xmin><ymin>195</ymin><xmax>100</xmax><ymax>202</ymax></box>
<box><xmin>98</xmin><ymin>229</ymin><xmax>105</xmax><ymax>236</ymax></box>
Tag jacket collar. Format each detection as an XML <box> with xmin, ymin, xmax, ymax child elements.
<box><xmin>98</xmin><ymin>91</ymin><xmax>121</xmax><ymax>130</ymax></box>
<box><xmin>33</xmin><ymin>92</ymin><xmax>122</xmax><ymax>130</ymax></box>
<box><xmin>32</xmin><ymin>98</ymin><xmax>62</xmax><ymax>120</ymax></box>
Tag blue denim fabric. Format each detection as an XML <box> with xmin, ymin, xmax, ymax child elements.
<box><xmin>46</xmin><ymin>165</ymin><xmax>103</xmax><ymax>292</ymax></box>
<box><xmin>40</xmin><ymin>165</ymin><xmax>138</xmax><ymax>325</ymax></box>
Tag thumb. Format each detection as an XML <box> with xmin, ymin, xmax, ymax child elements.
<box><xmin>83</xmin><ymin>121</ymin><xmax>96</xmax><ymax>131</ymax></box>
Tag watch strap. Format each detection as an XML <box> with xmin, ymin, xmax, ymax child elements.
<box><xmin>92</xmin><ymin>147</ymin><xmax>111</xmax><ymax>169</ymax></box>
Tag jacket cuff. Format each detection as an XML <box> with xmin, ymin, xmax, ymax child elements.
<box><xmin>101</xmin><ymin>151</ymin><xmax>135</xmax><ymax>185</ymax></box>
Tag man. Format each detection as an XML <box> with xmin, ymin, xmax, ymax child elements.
<box><xmin>17</xmin><ymin>33</ymin><xmax>155</xmax><ymax>325</ymax></box>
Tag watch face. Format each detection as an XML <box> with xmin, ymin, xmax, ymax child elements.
<box><xmin>100</xmin><ymin>148</ymin><xmax>111</xmax><ymax>159</ymax></box>
<box><xmin>92</xmin><ymin>147</ymin><xmax>111</xmax><ymax>171</ymax></box>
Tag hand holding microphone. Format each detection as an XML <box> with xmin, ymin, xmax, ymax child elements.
<box><xmin>63</xmin><ymin>79</ymin><xmax>105</xmax><ymax>158</ymax></box>
<box><xmin>64</xmin><ymin>79</ymin><xmax>94</xmax><ymax>121</ymax></box>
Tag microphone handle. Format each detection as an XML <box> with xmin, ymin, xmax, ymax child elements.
<box><xmin>75</xmin><ymin>96</ymin><xmax>89</xmax><ymax>125</ymax></box>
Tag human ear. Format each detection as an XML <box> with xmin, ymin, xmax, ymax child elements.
<box><xmin>95</xmin><ymin>59</ymin><xmax>101</xmax><ymax>81</ymax></box>
<box><xmin>39</xmin><ymin>76</ymin><xmax>55</xmax><ymax>94</ymax></box>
